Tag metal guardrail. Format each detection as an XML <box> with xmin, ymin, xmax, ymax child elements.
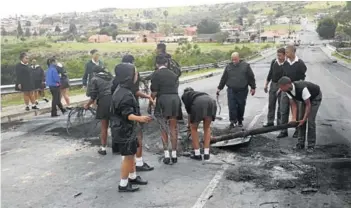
<box><xmin>326</xmin><ymin>43</ymin><xmax>351</xmax><ymax>60</ymax></box>
<box><xmin>0</xmin><ymin>48</ymin><xmax>275</xmax><ymax>95</ymax></box>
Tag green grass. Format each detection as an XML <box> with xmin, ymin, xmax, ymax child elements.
<box><xmin>1</xmin><ymin>68</ymin><xmax>221</xmax><ymax>107</ymax></box>
<box><xmin>332</xmin><ymin>52</ymin><xmax>351</xmax><ymax>63</ymax></box>
<box><xmin>2</xmin><ymin>40</ymin><xmax>274</xmax><ymax>54</ymax></box>
<box><xmin>264</xmin><ymin>24</ymin><xmax>302</xmax><ymax>32</ymax></box>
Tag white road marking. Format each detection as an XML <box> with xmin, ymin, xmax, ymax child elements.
<box><xmin>191</xmin><ymin>103</ymin><xmax>268</xmax><ymax>208</ymax></box>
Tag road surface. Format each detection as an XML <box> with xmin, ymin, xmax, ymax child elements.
<box><xmin>2</xmin><ymin>30</ymin><xmax>351</xmax><ymax>208</ymax></box>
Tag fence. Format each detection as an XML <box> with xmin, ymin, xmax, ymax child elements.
<box><xmin>0</xmin><ymin>48</ymin><xmax>275</xmax><ymax>95</ymax></box>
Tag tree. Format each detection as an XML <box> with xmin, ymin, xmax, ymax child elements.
<box><xmin>163</xmin><ymin>10</ymin><xmax>169</xmax><ymax>24</ymax></box>
<box><xmin>33</xmin><ymin>31</ymin><xmax>38</xmax><ymax>36</ymax></box>
<box><xmin>99</xmin><ymin>19</ymin><xmax>103</xmax><ymax>28</ymax></box>
<box><xmin>317</xmin><ymin>17</ymin><xmax>337</xmax><ymax>39</ymax></box>
<box><xmin>214</xmin><ymin>32</ymin><xmax>229</xmax><ymax>43</ymax></box>
<box><xmin>111</xmin><ymin>31</ymin><xmax>118</xmax><ymax>40</ymax></box>
<box><xmin>25</xmin><ymin>21</ymin><xmax>31</xmax><ymax>27</ymax></box>
<box><xmin>197</xmin><ymin>19</ymin><xmax>220</xmax><ymax>34</ymax></box>
<box><xmin>39</xmin><ymin>28</ymin><xmax>47</xmax><ymax>35</ymax></box>
<box><xmin>247</xmin><ymin>14</ymin><xmax>255</xmax><ymax>26</ymax></box>
<box><xmin>239</xmin><ymin>6</ymin><xmax>249</xmax><ymax>17</ymax></box>
<box><xmin>25</xmin><ymin>28</ymin><xmax>31</xmax><ymax>37</ymax></box>
<box><xmin>275</xmin><ymin>6</ymin><xmax>284</xmax><ymax>18</ymax></box>
<box><xmin>69</xmin><ymin>23</ymin><xmax>77</xmax><ymax>34</ymax></box>
<box><xmin>55</xmin><ymin>25</ymin><xmax>61</xmax><ymax>33</ymax></box>
<box><xmin>103</xmin><ymin>22</ymin><xmax>110</xmax><ymax>27</ymax></box>
<box><xmin>17</xmin><ymin>21</ymin><xmax>23</xmax><ymax>37</ymax></box>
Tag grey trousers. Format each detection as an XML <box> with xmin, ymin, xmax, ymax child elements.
<box><xmin>298</xmin><ymin>92</ymin><xmax>322</xmax><ymax>147</ymax></box>
<box><xmin>280</xmin><ymin>92</ymin><xmax>292</xmax><ymax>133</ymax></box>
<box><xmin>267</xmin><ymin>82</ymin><xmax>281</xmax><ymax>124</ymax></box>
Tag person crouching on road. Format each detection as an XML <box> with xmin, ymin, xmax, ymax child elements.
<box><xmin>46</xmin><ymin>57</ymin><xmax>66</xmax><ymax>117</ymax></box>
<box><xmin>278</xmin><ymin>76</ymin><xmax>322</xmax><ymax>151</ymax></box>
<box><xmin>84</xmin><ymin>65</ymin><xmax>113</xmax><ymax>155</ymax></box>
<box><xmin>111</xmin><ymin>54</ymin><xmax>155</xmax><ymax>171</ymax></box>
<box><xmin>110</xmin><ymin>63</ymin><xmax>151</xmax><ymax>192</ymax></box>
<box><xmin>181</xmin><ymin>87</ymin><xmax>217</xmax><ymax>161</ymax></box>
<box><xmin>263</xmin><ymin>48</ymin><xmax>286</xmax><ymax>127</ymax></box>
<box><xmin>151</xmin><ymin>54</ymin><xmax>183</xmax><ymax>165</ymax></box>
<box><xmin>217</xmin><ymin>52</ymin><xmax>256</xmax><ymax>128</ymax></box>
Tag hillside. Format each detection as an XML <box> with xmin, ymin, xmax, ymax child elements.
<box><xmin>112</xmin><ymin>1</ymin><xmax>345</xmax><ymax>25</ymax></box>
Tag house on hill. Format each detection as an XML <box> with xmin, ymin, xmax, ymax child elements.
<box><xmin>184</xmin><ymin>26</ymin><xmax>197</xmax><ymax>36</ymax></box>
<box><xmin>88</xmin><ymin>34</ymin><xmax>112</xmax><ymax>43</ymax></box>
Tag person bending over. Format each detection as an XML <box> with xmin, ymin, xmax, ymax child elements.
<box><xmin>110</xmin><ymin>63</ymin><xmax>151</xmax><ymax>192</ymax></box>
<box><xmin>85</xmin><ymin>65</ymin><xmax>113</xmax><ymax>155</ymax></box>
<box><xmin>181</xmin><ymin>87</ymin><xmax>217</xmax><ymax>161</ymax></box>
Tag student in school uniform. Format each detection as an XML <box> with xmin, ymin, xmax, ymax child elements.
<box><xmin>278</xmin><ymin>76</ymin><xmax>322</xmax><ymax>151</ymax></box>
<box><xmin>111</xmin><ymin>55</ymin><xmax>155</xmax><ymax>171</ymax></box>
<box><xmin>181</xmin><ymin>87</ymin><xmax>217</xmax><ymax>161</ymax></box>
<box><xmin>151</xmin><ymin>54</ymin><xmax>183</xmax><ymax>165</ymax></box>
<box><xmin>85</xmin><ymin>65</ymin><xmax>113</xmax><ymax>155</ymax></box>
<box><xmin>110</xmin><ymin>63</ymin><xmax>151</xmax><ymax>192</ymax></box>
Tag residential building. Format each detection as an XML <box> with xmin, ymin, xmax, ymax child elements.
<box><xmin>88</xmin><ymin>34</ymin><xmax>112</xmax><ymax>43</ymax></box>
<box><xmin>184</xmin><ymin>26</ymin><xmax>197</xmax><ymax>36</ymax></box>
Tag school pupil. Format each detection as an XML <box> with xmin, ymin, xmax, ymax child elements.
<box><xmin>151</xmin><ymin>54</ymin><xmax>183</xmax><ymax>165</ymax></box>
<box><xmin>110</xmin><ymin>64</ymin><xmax>152</xmax><ymax>192</ymax></box>
<box><xmin>84</xmin><ymin>65</ymin><xmax>113</xmax><ymax>155</ymax></box>
<box><xmin>181</xmin><ymin>87</ymin><xmax>217</xmax><ymax>160</ymax></box>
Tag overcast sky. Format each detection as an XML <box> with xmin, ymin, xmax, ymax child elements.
<box><xmin>1</xmin><ymin>0</ymin><xmax>247</xmax><ymax>18</ymax></box>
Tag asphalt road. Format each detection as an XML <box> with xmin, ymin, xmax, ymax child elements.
<box><xmin>2</xmin><ymin>30</ymin><xmax>351</xmax><ymax>208</ymax></box>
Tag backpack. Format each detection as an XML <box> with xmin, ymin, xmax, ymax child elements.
<box><xmin>169</xmin><ymin>58</ymin><xmax>182</xmax><ymax>77</ymax></box>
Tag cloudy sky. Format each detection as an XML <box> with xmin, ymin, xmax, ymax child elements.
<box><xmin>1</xmin><ymin>0</ymin><xmax>247</xmax><ymax>17</ymax></box>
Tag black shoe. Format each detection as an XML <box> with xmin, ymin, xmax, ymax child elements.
<box><xmin>35</xmin><ymin>101</ymin><xmax>39</xmax><ymax>105</ymax></box>
<box><xmin>32</xmin><ymin>105</ymin><xmax>39</xmax><ymax>110</ymax></box>
<box><xmin>163</xmin><ymin>157</ymin><xmax>171</xmax><ymax>165</ymax></box>
<box><xmin>277</xmin><ymin>132</ymin><xmax>288</xmax><ymax>138</ymax></box>
<box><xmin>295</xmin><ymin>143</ymin><xmax>305</xmax><ymax>150</ymax></box>
<box><xmin>190</xmin><ymin>154</ymin><xmax>202</xmax><ymax>161</ymax></box>
<box><xmin>118</xmin><ymin>182</ymin><xmax>139</xmax><ymax>192</ymax></box>
<box><xmin>238</xmin><ymin>121</ymin><xmax>243</xmax><ymax>128</ymax></box>
<box><xmin>204</xmin><ymin>154</ymin><xmax>210</xmax><ymax>160</ymax></box>
<box><xmin>98</xmin><ymin>148</ymin><xmax>107</xmax><ymax>155</ymax></box>
<box><xmin>66</xmin><ymin>106</ymin><xmax>73</xmax><ymax>110</ymax></box>
<box><xmin>263</xmin><ymin>123</ymin><xmax>274</xmax><ymax>127</ymax></box>
<box><xmin>292</xmin><ymin>130</ymin><xmax>298</xmax><ymax>138</ymax></box>
<box><xmin>51</xmin><ymin>114</ymin><xmax>59</xmax><ymax>117</ymax></box>
<box><xmin>43</xmin><ymin>98</ymin><xmax>49</xmax><ymax>103</ymax></box>
<box><xmin>171</xmin><ymin>157</ymin><xmax>178</xmax><ymax>164</ymax></box>
<box><xmin>136</xmin><ymin>162</ymin><xmax>154</xmax><ymax>171</ymax></box>
<box><xmin>25</xmin><ymin>106</ymin><xmax>30</xmax><ymax>111</ymax></box>
<box><xmin>129</xmin><ymin>176</ymin><xmax>148</xmax><ymax>185</ymax></box>
<box><xmin>60</xmin><ymin>108</ymin><xmax>67</xmax><ymax>115</ymax></box>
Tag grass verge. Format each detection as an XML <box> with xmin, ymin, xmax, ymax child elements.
<box><xmin>1</xmin><ymin>68</ymin><xmax>221</xmax><ymax>108</ymax></box>
<box><xmin>332</xmin><ymin>52</ymin><xmax>351</xmax><ymax>63</ymax></box>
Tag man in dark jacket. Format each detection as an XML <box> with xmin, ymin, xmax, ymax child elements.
<box><xmin>277</xmin><ymin>45</ymin><xmax>307</xmax><ymax>138</ymax></box>
<box><xmin>82</xmin><ymin>49</ymin><xmax>103</xmax><ymax>94</ymax></box>
<box><xmin>217</xmin><ymin>52</ymin><xmax>256</xmax><ymax>128</ymax></box>
<box><xmin>110</xmin><ymin>63</ymin><xmax>151</xmax><ymax>192</ymax></box>
<box><xmin>263</xmin><ymin>48</ymin><xmax>286</xmax><ymax>127</ymax></box>
<box><xmin>278</xmin><ymin>76</ymin><xmax>322</xmax><ymax>150</ymax></box>
<box><xmin>15</xmin><ymin>52</ymin><xmax>38</xmax><ymax>111</ymax></box>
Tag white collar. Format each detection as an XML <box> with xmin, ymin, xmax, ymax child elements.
<box><xmin>287</xmin><ymin>56</ymin><xmax>299</xmax><ymax>65</ymax></box>
<box><xmin>276</xmin><ymin>58</ymin><xmax>286</xmax><ymax>66</ymax></box>
<box><xmin>290</xmin><ymin>83</ymin><xmax>296</xmax><ymax>95</ymax></box>
<box><xmin>159</xmin><ymin>66</ymin><xmax>167</xmax><ymax>69</ymax></box>
<box><xmin>92</xmin><ymin>59</ymin><xmax>99</xmax><ymax>65</ymax></box>
<box><xmin>21</xmin><ymin>61</ymin><xmax>28</xmax><ymax>65</ymax></box>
